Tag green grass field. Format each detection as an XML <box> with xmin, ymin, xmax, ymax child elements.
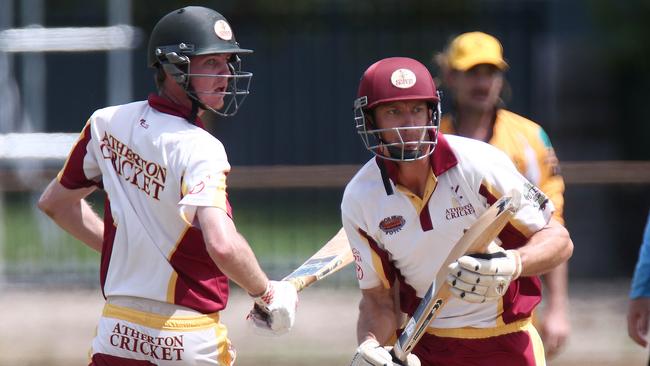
<box><xmin>1</xmin><ymin>188</ymin><xmax>349</xmax><ymax>284</ymax></box>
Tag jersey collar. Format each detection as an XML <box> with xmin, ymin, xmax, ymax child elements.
<box><xmin>375</xmin><ymin>133</ymin><xmax>458</xmax><ymax>195</ymax></box>
<box><xmin>147</xmin><ymin>93</ymin><xmax>205</xmax><ymax>129</ymax></box>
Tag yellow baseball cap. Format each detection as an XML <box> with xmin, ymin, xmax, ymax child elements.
<box><xmin>447</xmin><ymin>32</ymin><xmax>508</xmax><ymax>71</ymax></box>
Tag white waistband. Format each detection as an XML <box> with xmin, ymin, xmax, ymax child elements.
<box><xmin>106</xmin><ymin>296</ymin><xmax>204</xmax><ymax>317</ymax></box>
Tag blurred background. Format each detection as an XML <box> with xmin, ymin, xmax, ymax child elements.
<box><xmin>1</xmin><ymin>0</ymin><xmax>649</xmax><ymax>365</ymax></box>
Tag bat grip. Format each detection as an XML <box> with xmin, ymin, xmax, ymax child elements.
<box><xmin>285</xmin><ymin>277</ymin><xmax>308</xmax><ymax>292</ymax></box>
<box><xmin>390</xmin><ymin>346</ymin><xmax>407</xmax><ymax>365</ymax></box>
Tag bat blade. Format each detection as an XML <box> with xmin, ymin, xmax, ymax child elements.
<box><xmin>392</xmin><ymin>189</ymin><xmax>522</xmax><ymax>361</ymax></box>
<box><xmin>283</xmin><ymin>228</ymin><xmax>353</xmax><ymax>292</ymax></box>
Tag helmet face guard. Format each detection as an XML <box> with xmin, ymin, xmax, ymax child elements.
<box><xmin>354</xmin><ymin>57</ymin><xmax>442</xmax><ymax>162</ymax></box>
<box><xmin>157</xmin><ymin>48</ymin><xmax>252</xmax><ymax>117</ymax></box>
<box><xmin>148</xmin><ymin>7</ymin><xmax>253</xmax><ymax>117</ymax></box>
<box><xmin>354</xmin><ymin>94</ymin><xmax>441</xmax><ymax>162</ymax></box>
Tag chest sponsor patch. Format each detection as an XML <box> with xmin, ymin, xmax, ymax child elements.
<box><xmin>379</xmin><ymin>215</ymin><xmax>406</xmax><ymax>235</ymax></box>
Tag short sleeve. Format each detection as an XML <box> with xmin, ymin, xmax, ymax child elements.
<box><xmin>478</xmin><ymin>145</ymin><xmax>554</xmax><ymax>238</ymax></box>
<box><xmin>178</xmin><ymin>136</ymin><xmax>231</xmax><ymax>222</ymax></box>
<box><xmin>58</xmin><ymin>120</ymin><xmax>101</xmax><ymax>189</ymax></box>
<box><xmin>341</xmin><ymin>193</ymin><xmax>385</xmax><ymax>290</ymax></box>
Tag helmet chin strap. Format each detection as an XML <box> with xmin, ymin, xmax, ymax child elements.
<box><xmin>185</xmin><ymin>88</ymin><xmax>206</xmax><ymax>123</ymax></box>
<box><xmin>184</xmin><ymin>81</ymin><xmax>233</xmax><ymax>119</ymax></box>
<box><xmin>385</xmin><ymin>145</ymin><xmax>426</xmax><ymax>160</ymax></box>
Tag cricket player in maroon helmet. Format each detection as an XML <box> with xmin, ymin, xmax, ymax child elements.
<box><xmin>344</xmin><ymin>57</ymin><xmax>573</xmax><ymax>366</ymax></box>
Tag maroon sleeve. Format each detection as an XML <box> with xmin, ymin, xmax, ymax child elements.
<box><xmin>58</xmin><ymin>121</ymin><xmax>99</xmax><ymax>189</ymax></box>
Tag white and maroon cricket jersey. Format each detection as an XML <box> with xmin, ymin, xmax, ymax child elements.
<box><xmin>58</xmin><ymin>94</ymin><xmax>232</xmax><ymax>314</ymax></box>
<box><xmin>342</xmin><ymin>133</ymin><xmax>554</xmax><ymax>331</ymax></box>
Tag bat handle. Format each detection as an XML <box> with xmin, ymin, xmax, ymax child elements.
<box><xmin>390</xmin><ymin>345</ymin><xmax>407</xmax><ymax>365</ymax></box>
<box><xmin>285</xmin><ymin>277</ymin><xmax>307</xmax><ymax>292</ymax></box>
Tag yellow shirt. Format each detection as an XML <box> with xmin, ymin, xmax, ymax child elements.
<box><xmin>440</xmin><ymin>109</ymin><xmax>565</xmax><ymax>224</ymax></box>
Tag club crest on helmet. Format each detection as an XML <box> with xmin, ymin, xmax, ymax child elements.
<box><xmin>391</xmin><ymin>68</ymin><xmax>417</xmax><ymax>89</ymax></box>
<box><xmin>214</xmin><ymin>20</ymin><xmax>233</xmax><ymax>41</ymax></box>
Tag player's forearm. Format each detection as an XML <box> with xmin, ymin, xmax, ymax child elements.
<box><xmin>38</xmin><ymin>179</ymin><xmax>104</xmax><ymax>252</ymax></box>
<box><xmin>357</xmin><ymin>288</ymin><xmax>398</xmax><ymax>345</ymax></box>
<box><xmin>41</xmin><ymin>198</ymin><xmax>104</xmax><ymax>252</ymax></box>
<box><xmin>542</xmin><ymin>262</ymin><xmax>569</xmax><ymax>310</ymax></box>
<box><xmin>197</xmin><ymin>206</ymin><xmax>269</xmax><ymax>295</ymax></box>
<box><xmin>517</xmin><ymin>219</ymin><xmax>573</xmax><ymax>277</ymax></box>
<box><xmin>208</xmin><ymin>232</ymin><xmax>269</xmax><ymax>296</ymax></box>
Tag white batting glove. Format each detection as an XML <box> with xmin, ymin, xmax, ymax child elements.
<box><xmin>247</xmin><ymin>280</ymin><xmax>298</xmax><ymax>336</ymax></box>
<box><xmin>349</xmin><ymin>339</ymin><xmax>421</xmax><ymax>366</ymax></box>
<box><xmin>447</xmin><ymin>247</ymin><xmax>522</xmax><ymax>303</ymax></box>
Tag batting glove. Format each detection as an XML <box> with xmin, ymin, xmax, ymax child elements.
<box><xmin>247</xmin><ymin>280</ymin><xmax>298</xmax><ymax>336</ymax></box>
<box><xmin>349</xmin><ymin>339</ymin><xmax>421</xmax><ymax>366</ymax></box>
<box><xmin>447</xmin><ymin>247</ymin><xmax>522</xmax><ymax>303</ymax></box>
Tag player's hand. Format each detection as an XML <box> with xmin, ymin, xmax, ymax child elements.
<box><xmin>247</xmin><ymin>280</ymin><xmax>298</xmax><ymax>336</ymax></box>
<box><xmin>349</xmin><ymin>339</ymin><xmax>420</xmax><ymax>366</ymax></box>
<box><xmin>539</xmin><ymin>305</ymin><xmax>570</xmax><ymax>359</ymax></box>
<box><xmin>627</xmin><ymin>298</ymin><xmax>650</xmax><ymax>347</ymax></box>
<box><xmin>447</xmin><ymin>246</ymin><xmax>522</xmax><ymax>303</ymax></box>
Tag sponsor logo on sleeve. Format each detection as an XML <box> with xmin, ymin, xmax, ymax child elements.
<box><xmin>523</xmin><ymin>182</ymin><xmax>549</xmax><ymax>211</ymax></box>
<box><xmin>352</xmin><ymin>248</ymin><xmax>364</xmax><ymax>280</ymax></box>
<box><xmin>188</xmin><ymin>181</ymin><xmax>205</xmax><ymax>195</ymax></box>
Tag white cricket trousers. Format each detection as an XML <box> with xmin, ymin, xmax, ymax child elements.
<box><xmin>89</xmin><ymin>296</ymin><xmax>235</xmax><ymax>366</ymax></box>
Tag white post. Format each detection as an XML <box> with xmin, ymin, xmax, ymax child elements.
<box><xmin>0</xmin><ymin>0</ymin><xmax>14</xmax><ymax>291</ymax></box>
<box><xmin>108</xmin><ymin>0</ymin><xmax>133</xmax><ymax>105</ymax></box>
<box><xmin>21</xmin><ymin>0</ymin><xmax>45</xmax><ymax>133</ymax></box>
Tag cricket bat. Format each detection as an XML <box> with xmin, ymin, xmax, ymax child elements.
<box><xmin>282</xmin><ymin>227</ymin><xmax>354</xmax><ymax>292</ymax></box>
<box><xmin>392</xmin><ymin>189</ymin><xmax>522</xmax><ymax>362</ymax></box>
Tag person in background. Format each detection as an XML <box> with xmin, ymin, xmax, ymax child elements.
<box><xmin>435</xmin><ymin>31</ymin><xmax>570</xmax><ymax>358</ymax></box>
<box><xmin>627</xmin><ymin>210</ymin><xmax>650</xmax><ymax>354</ymax></box>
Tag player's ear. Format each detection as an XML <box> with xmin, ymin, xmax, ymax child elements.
<box><xmin>364</xmin><ymin>110</ymin><xmax>376</xmax><ymax>128</ymax></box>
<box><xmin>154</xmin><ymin>66</ymin><xmax>167</xmax><ymax>91</ymax></box>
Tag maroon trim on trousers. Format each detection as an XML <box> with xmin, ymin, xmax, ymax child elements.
<box><xmin>412</xmin><ymin>330</ymin><xmax>540</xmax><ymax>366</ymax></box>
<box><xmin>90</xmin><ymin>353</ymin><xmax>157</xmax><ymax>366</ymax></box>
<box><xmin>357</xmin><ymin>228</ymin><xmax>420</xmax><ymax>316</ymax></box>
<box><xmin>59</xmin><ymin>122</ymin><xmax>99</xmax><ymax>189</ymax></box>
<box><xmin>147</xmin><ymin>93</ymin><xmax>205</xmax><ymax>129</ymax></box>
<box><xmin>168</xmin><ymin>226</ymin><xmax>229</xmax><ymax>313</ymax></box>
<box><xmin>100</xmin><ymin>197</ymin><xmax>116</xmax><ymax>299</ymax></box>
<box><xmin>479</xmin><ymin>184</ymin><xmax>542</xmax><ymax>324</ymax></box>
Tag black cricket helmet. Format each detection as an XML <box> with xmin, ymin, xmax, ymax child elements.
<box><xmin>148</xmin><ymin>6</ymin><xmax>253</xmax><ymax>117</ymax></box>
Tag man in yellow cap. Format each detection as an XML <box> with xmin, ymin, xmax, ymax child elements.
<box><xmin>434</xmin><ymin>31</ymin><xmax>569</xmax><ymax>359</ymax></box>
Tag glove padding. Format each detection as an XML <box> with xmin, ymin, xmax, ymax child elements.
<box><xmin>447</xmin><ymin>246</ymin><xmax>522</xmax><ymax>303</ymax></box>
<box><xmin>349</xmin><ymin>339</ymin><xmax>420</xmax><ymax>366</ymax></box>
<box><xmin>247</xmin><ymin>280</ymin><xmax>298</xmax><ymax>336</ymax></box>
